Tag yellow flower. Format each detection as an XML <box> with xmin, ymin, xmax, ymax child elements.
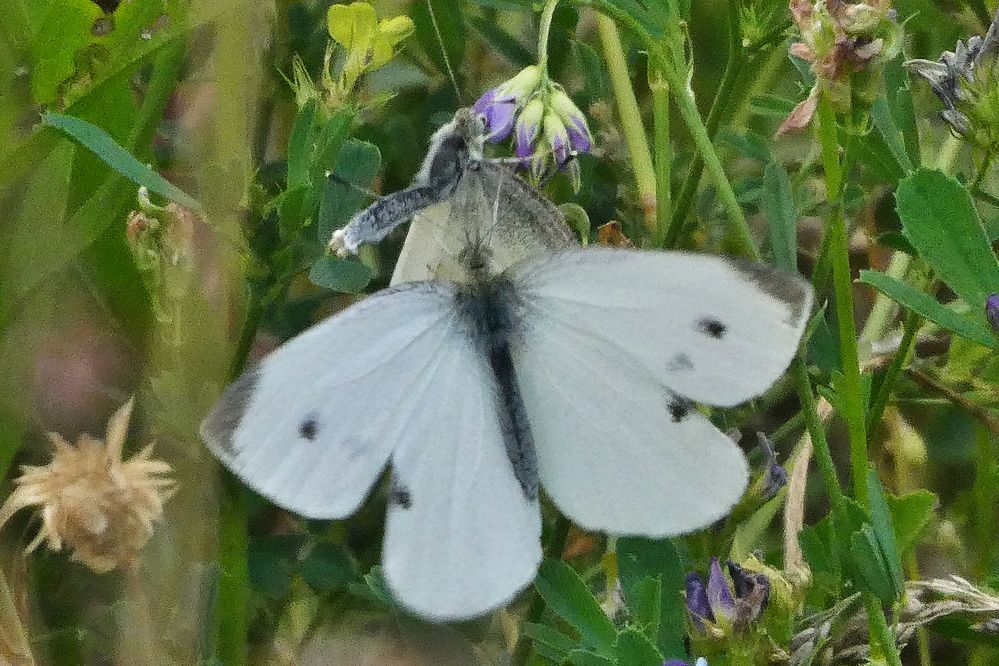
<box><xmin>0</xmin><ymin>398</ymin><xmax>174</xmax><ymax>573</ymax></box>
<box><xmin>327</xmin><ymin>2</ymin><xmax>415</xmax><ymax>91</ymax></box>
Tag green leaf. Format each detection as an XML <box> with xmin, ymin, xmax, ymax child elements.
<box><xmin>761</xmin><ymin>160</ymin><xmax>798</xmax><ymax>271</ymax></box>
<box><xmin>42</xmin><ymin>111</ymin><xmax>202</xmax><ymax>213</ymax></box>
<box><xmin>411</xmin><ymin>0</ymin><xmax>465</xmax><ymax>82</ymax></box>
<box><xmin>29</xmin><ymin>0</ymin><xmax>103</xmax><ymax>104</ymax></box>
<box><xmin>316</xmin><ymin>139</ymin><xmax>382</xmax><ymax>243</ymax></box>
<box><xmin>613</xmin><ymin>628</ymin><xmax>663</xmax><ymax>666</ymax></box>
<box><xmin>895</xmin><ymin>168</ymin><xmax>999</xmax><ymax>309</ymax></box>
<box><xmin>616</xmin><ymin>538</ymin><xmax>686</xmax><ymax>660</ymax></box>
<box><xmin>468</xmin><ymin>16</ymin><xmax>533</xmax><ymax>67</ymax></box>
<box><xmin>535</xmin><ymin>559</ymin><xmax>618</xmax><ymax>657</ymax></box>
<box><xmin>731</xmin><ymin>490</ymin><xmax>787</xmax><ymax>562</ymax></box>
<box><xmin>887</xmin><ymin>490</ymin><xmax>938</xmax><ymax>556</ymax></box>
<box><xmin>870</xmin><ymin>93</ymin><xmax>913</xmax><ymax>175</ymax></box>
<box><xmin>287</xmin><ymin>100</ymin><xmax>318</xmax><ymax>191</ymax></box>
<box><xmin>308</xmin><ymin>257</ymin><xmax>373</xmax><ymax>294</ymax></box>
<box><xmin>866</xmin><ymin>469</ymin><xmax>905</xmax><ymax>599</ymax></box>
<box><xmin>859</xmin><ymin>270</ymin><xmax>998</xmax><ymax>349</ymax></box>
<box><xmin>850</xmin><ymin>526</ymin><xmax>899</xmax><ymax>605</ymax></box>
<box><xmin>522</xmin><ymin>622</ymin><xmax>578</xmax><ymax>661</ymax></box>
<box><xmin>299</xmin><ymin>541</ymin><xmax>360</xmax><ymax>592</ymax></box>
<box><xmin>568</xmin><ymin>649</ymin><xmax>617</xmax><ymax>666</ymax></box>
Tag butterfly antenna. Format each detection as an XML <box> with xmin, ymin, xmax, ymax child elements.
<box><xmin>425</xmin><ymin>0</ymin><xmax>463</xmax><ymax>104</ymax></box>
<box><xmin>484</xmin><ymin>166</ymin><xmax>507</xmax><ymax>247</ymax></box>
<box><xmin>325</xmin><ymin>170</ymin><xmax>380</xmax><ymax>200</ymax></box>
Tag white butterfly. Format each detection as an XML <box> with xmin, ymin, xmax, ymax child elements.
<box><xmin>202</xmin><ymin>110</ymin><xmax>813</xmax><ymax>621</ymax></box>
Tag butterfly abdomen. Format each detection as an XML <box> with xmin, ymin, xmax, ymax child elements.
<box><xmin>455</xmin><ymin>279</ymin><xmax>539</xmax><ymax>499</ymax></box>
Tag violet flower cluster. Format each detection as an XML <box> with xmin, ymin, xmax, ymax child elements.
<box><xmin>472</xmin><ymin>65</ymin><xmax>592</xmax><ymax>188</ymax></box>
<box><xmin>686</xmin><ymin>557</ymin><xmax>771</xmax><ymax>636</ymax></box>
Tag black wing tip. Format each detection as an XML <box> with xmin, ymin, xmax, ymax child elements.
<box><xmin>721</xmin><ymin>256</ymin><xmax>814</xmax><ymax>325</ymax></box>
<box><xmin>200</xmin><ymin>365</ymin><xmax>261</xmax><ymax>456</ymax></box>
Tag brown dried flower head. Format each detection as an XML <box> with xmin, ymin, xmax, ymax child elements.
<box><xmin>778</xmin><ymin>0</ymin><xmax>901</xmax><ymax>135</ymax></box>
<box><xmin>0</xmin><ymin>398</ymin><xmax>174</xmax><ymax>573</ymax></box>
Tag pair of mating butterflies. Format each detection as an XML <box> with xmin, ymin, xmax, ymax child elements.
<box><xmin>201</xmin><ymin>110</ymin><xmax>813</xmax><ymax>621</ymax></box>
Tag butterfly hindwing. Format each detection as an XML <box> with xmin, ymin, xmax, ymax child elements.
<box><xmin>509</xmin><ymin>248</ymin><xmax>812</xmax><ymax>536</ymax></box>
<box><xmin>382</xmin><ymin>331</ymin><xmax>541</xmax><ymax>620</ymax></box>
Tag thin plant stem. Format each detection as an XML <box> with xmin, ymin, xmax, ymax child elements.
<box><xmin>651</xmin><ymin>69</ymin><xmax>671</xmax><ymax>245</ymax></box>
<box><xmin>790</xmin><ymin>358</ymin><xmax>847</xmax><ymax>519</ymax></box>
<box><xmin>815</xmin><ymin>92</ymin><xmax>867</xmax><ymax>504</ymax></box>
<box><xmin>865</xmin><ymin>308</ymin><xmax>920</xmax><ymax>434</ymax></box>
<box><xmin>537</xmin><ymin>0</ymin><xmax>560</xmax><ymax>72</ymax></box>
<box><xmin>973</xmin><ymin>423</ymin><xmax>996</xmax><ymax>578</ymax></box>
<box><xmin>865</xmin><ymin>593</ymin><xmax>904</xmax><ymax>666</ymax></box>
<box><xmin>665</xmin><ymin>0</ymin><xmax>745</xmax><ymax>247</ymax></box>
<box><xmin>595</xmin><ymin>14</ymin><xmax>658</xmax><ymax>231</ymax></box>
<box><xmin>661</xmin><ymin>53</ymin><xmax>759</xmax><ymax>259</ymax></box>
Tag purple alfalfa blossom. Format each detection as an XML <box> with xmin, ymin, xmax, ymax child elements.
<box><xmin>986</xmin><ymin>293</ymin><xmax>999</xmax><ymax>335</ymax></box>
<box><xmin>686</xmin><ymin>557</ymin><xmax>770</xmax><ymax>635</ymax></box>
<box><xmin>473</xmin><ymin>88</ymin><xmax>517</xmax><ymax>142</ymax></box>
<box><xmin>757</xmin><ymin>431</ymin><xmax>789</xmax><ymax>500</ymax></box>
<box><xmin>685</xmin><ymin>557</ymin><xmax>734</xmax><ymax>631</ymax></box>
<box><xmin>550</xmin><ymin>87</ymin><xmax>592</xmax><ymax>156</ymax></box>
<box><xmin>664</xmin><ymin>659</ymin><xmax>708</xmax><ymax>666</ymax></box>
<box><xmin>472</xmin><ymin>65</ymin><xmax>541</xmax><ymax>142</ymax></box>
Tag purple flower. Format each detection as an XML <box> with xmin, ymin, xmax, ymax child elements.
<box><xmin>664</xmin><ymin>659</ymin><xmax>708</xmax><ymax>666</ymax></box>
<box><xmin>550</xmin><ymin>87</ymin><xmax>592</xmax><ymax>156</ymax></box>
<box><xmin>473</xmin><ymin>88</ymin><xmax>517</xmax><ymax>141</ymax></box>
<box><xmin>686</xmin><ymin>558</ymin><xmax>769</xmax><ymax>634</ymax></box>
<box><xmin>757</xmin><ymin>431</ymin><xmax>788</xmax><ymax>500</ymax></box>
<box><xmin>472</xmin><ymin>65</ymin><xmax>541</xmax><ymax>143</ymax></box>
<box><xmin>472</xmin><ymin>66</ymin><xmax>593</xmax><ymax>189</ymax></box>
<box><xmin>987</xmin><ymin>293</ymin><xmax>999</xmax><ymax>335</ymax></box>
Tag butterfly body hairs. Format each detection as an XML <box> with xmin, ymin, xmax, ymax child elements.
<box><xmin>202</xmin><ymin>109</ymin><xmax>814</xmax><ymax>621</ymax></box>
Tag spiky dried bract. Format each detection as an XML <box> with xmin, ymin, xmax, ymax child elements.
<box><xmin>0</xmin><ymin>398</ymin><xmax>174</xmax><ymax>573</ymax></box>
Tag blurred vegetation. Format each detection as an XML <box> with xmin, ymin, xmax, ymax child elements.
<box><xmin>0</xmin><ymin>0</ymin><xmax>997</xmax><ymax>665</ymax></box>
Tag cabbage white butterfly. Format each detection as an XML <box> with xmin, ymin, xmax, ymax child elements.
<box><xmin>202</xmin><ymin>109</ymin><xmax>813</xmax><ymax>620</ymax></box>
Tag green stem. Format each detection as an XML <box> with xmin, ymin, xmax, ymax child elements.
<box><xmin>865</xmin><ymin>593</ymin><xmax>904</xmax><ymax>666</ymax></box>
<box><xmin>790</xmin><ymin>358</ymin><xmax>847</xmax><ymax>519</ymax></box>
<box><xmin>596</xmin><ymin>14</ymin><xmax>658</xmax><ymax>232</ymax></box>
<box><xmin>815</xmin><ymin>91</ymin><xmax>867</xmax><ymax>505</ymax></box>
<box><xmin>651</xmin><ymin>70</ymin><xmax>671</xmax><ymax>245</ymax></box>
<box><xmin>865</xmin><ymin>308</ymin><xmax>920</xmax><ymax>434</ymax></box>
<box><xmin>216</xmin><ymin>482</ymin><xmax>251</xmax><ymax>666</ymax></box>
<box><xmin>660</xmin><ymin>52</ymin><xmax>759</xmax><ymax>259</ymax></box>
<box><xmin>537</xmin><ymin>0</ymin><xmax>560</xmax><ymax>72</ymax></box>
<box><xmin>665</xmin><ymin>0</ymin><xmax>745</xmax><ymax>248</ymax></box>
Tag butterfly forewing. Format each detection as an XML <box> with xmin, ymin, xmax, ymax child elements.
<box><xmin>201</xmin><ymin>282</ymin><xmax>464</xmax><ymax>519</ymax></box>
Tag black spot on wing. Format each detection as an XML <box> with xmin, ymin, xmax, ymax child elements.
<box><xmin>667</xmin><ymin>394</ymin><xmax>693</xmax><ymax>423</ymax></box>
<box><xmin>389</xmin><ymin>482</ymin><xmax>412</xmax><ymax>510</ymax></box>
<box><xmin>698</xmin><ymin>317</ymin><xmax>727</xmax><ymax>338</ymax></box>
<box><xmin>668</xmin><ymin>352</ymin><xmax>694</xmax><ymax>372</ymax></box>
<box><xmin>200</xmin><ymin>365</ymin><xmax>260</xmax><ymax>455</ymax></box>
<box><xmin>299</xmin><ymin>417</ymin><xmax>319</xmax><ymax>441</ymax></box>
<box><xmin>722</xmin><ymin>257</ymin><xmax>811</xmax><ymax>324</ymax></box>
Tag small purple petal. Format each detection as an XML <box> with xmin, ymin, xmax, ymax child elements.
<box><xmin>758</xmin><ymin>432</ymin><xmax>788</xmax><ymax>499</ymax></box>
<box><xmin>566</xmin><ymin>117</ymin><xmax>592</xmax><ymax>154</ymax></box>
<box><xmin>663</xmin><ymin>661</ymin><xmax>691</xmax><ymax>666</ymax></box>
<box><xmin>472</xmin><ymin>88</ymin><xmax>497</xmax><ymax>114</ymax></box>
<box><xmin>484</xmin><ymin>101</ymin><xmax>516</xmax><ymax>142</ymax></box>
<box><xmin>685</xmin><ymin>571</ymin><xmax>712</xmax><ymax>630</ymax></box>
<box><xmin>551</xmin><ymin>130</ymin><xmax>569</xmax><ymax>165</ymax></box>
<box><xmin>986</xmin><ymin>293</ymin><xmax>999</xmax><ymax>334</ymax></box>
<box><xmin>707</xmin><ymin>557</ymin><xmax>735</xmax><ymax>621</ymax></box>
